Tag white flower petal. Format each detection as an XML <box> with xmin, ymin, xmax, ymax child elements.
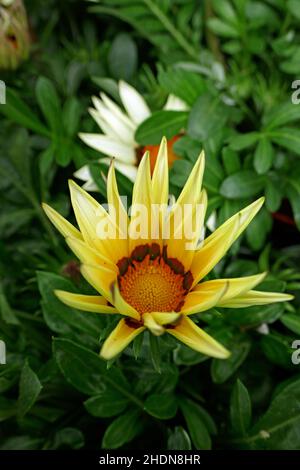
<box><xmin>74</xmin><ymin>164</ymin><xmax>92</xmax><ymax>182</ymax></box>
<box><xmin>99</xmin><ymin>92</ymin><xmax>136</xmax><ymax>131</ymax></box>
<box><xmin>91</xmin><ymin>96</ymin><xmax>135</xmax><ymax>145</ymax></box>
<box><xmin>79</xmin><ymin>133</ymin><xmax>136</xmax><ymax>164</ymax></box>
<box><xmin>164</xmin><ymin>94</ymin><xmax>189</xmax><ymax>111</ymax></box>
<box><xmin>82</xmin><ymin>180</ymin><xmax>99</xmax><ymax>192</ymax></box>
<box><xmin>101</xmin><ymin>158</ymin><xmax>137</xmax><ymax>182</ymax></box>
<box><xmin>119</xmin><ymin>80</ymin><xmax>151</xmax><ymax>125</ymax></box>
<box><xmin>89</xmin><ymin>108</ymin><xmax>120</xmax><ymax>140</ymax></box>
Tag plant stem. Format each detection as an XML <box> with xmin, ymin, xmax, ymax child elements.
<box><xmin>143</xmin><ymin>0</ymin><xmax>199</xmax><ymax>61</ymax></box>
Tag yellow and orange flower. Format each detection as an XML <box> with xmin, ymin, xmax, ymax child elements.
<box><xmin>43</xmin><ymin>139</ymin><xmax>293</xmax><ymax>360</ymax></box>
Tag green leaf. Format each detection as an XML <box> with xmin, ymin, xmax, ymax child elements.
<box><xmin>222</xmin><ymin>147</ymin><xmax>241</xmax><ymax>175</ymax></box>
<box><xmin>102</xmin><ymin>408</ymin><xmax>144</xmax><ymax>449</ymax></box>
<box><xmin>52</xmin><ymin>428</ymin><xmax>84</xmax><ymax>450</ymax></box>
<box><xmin>36</xmin><ymin>77</ymin><xmax>61</xmax><ymax>134</ymax></box>
<box><xmin>226</xmin><ymin>303</ymin><xmax>285</xmax><ymax>327</ymax></box>
<box><xmin>287</xmin><ymin>179</ymin><xmax>300</xmax><ymax>230</ymax></box>
<box><xmin>18</xmin><ymin>361</ymin><xmax>42</xmax><ymax>417</ymax></box>
<box><xmin>228</xmin><ymin>132</ymin><xmax>259</xmax><ymax>151</ymax></box>
<box><xmin>0</xmin><ymin>436</ymin><xmax>43</xmax><ymax>450</ymax></box>
<box><xmin>261</xmin><ymin>333</ymin><xmax>295</xmax><ymax>369</ymax></box>
<box><xmin>144</xmin><ymin>393</ymin><xmax>177</xmax><ymax>419</ymax></box>
<box><xmin>245</xmin><ymin>208</ymin><xmax>272</xmax><ymax>251</ymax></box>
<box><xmin>179</xmin><ymin>398</ymin><xmax>211</xmax><ymax>450</ymax></box>
<box><xmin>188</xmin><ymin>93</ymin><xmax>229</xmax><ymax>141</ymax></box>
<box><xmin>0</xmin><ymin>397</ymin><xmax>17</xmax><ymax>422</ymax></box>
<box><xmin>91</xmin><ymin>77</ymin><xmax>120</xmax><ymax>103</ymax></box>
<box><xmin>287</xmin><ymin>0</ymin><xmax>300</xmax><ymax>20</ymax></box>
<box><xmin>37</xmin><ymin>271</ymin><xmax>103</xmax><ymax>336</ymax></box>
<box><xmin>254</xmin><ymin>138</ymin><xmax>274</xmax><ymax>174</ymax></box>
<box><xmin>158</xmin><ymin>68</ymin><xmax>206</xmax><ymax>106</ymax></box>
<box><xmin>63</xmin><ymin>97</ymin><xmax>82</xmax><ymax>136</ymax></box>
<box><xmin>0</xmin><ymin>283</ymin><xmax>19</xmax><ymax>325</ymax></box>
<box><xmin>211</xmin><ymin>338</ymin><xmax>251</xmax><ymax>384</ymax></box>
<box><xmin>265</xmin><ymin>178</ymin><xmax>283</xmax><ymax>212</ymax></box>
<box><xmin>135</xmin><ymin>110</ymin><xmax>188</xmax><ymax>145</ymax></box>
<box><xmin>53</xmin><ymin>338</ymin><xmax>106</xmax><ymax>395</ymax></box>
<box><xmin>248</xmin><ymin>379</ymin><xmax>300</xmax><ymax>449</ymax></box>
<box><xmin>170</xmin><ymin>159</ymin><xmax>193</xmax><ymax>188</ymax></box>
<box><xmin>108</xmin><ymin>33</ymin><xmax>138</xmax><ymax>81</ymax></box>
<box><xmin>53</xmin><ymin>338</ymin><xmax>131</xmax><ymax>401</ymax></box>
<box><xmin>220</xmin><ymin>170</ymin><xmax>265</xmax><ymax>199</ymax></box>
<box><xmin>149</xmin><ymin>334</ymin><xmax>162</xmax><ymax>373</ymax></box>
<box><xmin>263</xmin><ymin>101</ymin><xmax>300</xmax><ymax>129</ymax></box>
<box><xmin>167</xmin><ymin>426</ymin><xmax>192</xmax><ymax>450</ymax></box>
<box><xmin>84</xmin><ymin>390</ymin><xmax>129</xmax><ymax>418</ymax></box>
<box><xmin>0</xmin><ymin>88</ymin><xmax>49</xmax><ymax>136</ymax></box>
<box><xmin>281</xmin><ymin>314</ymin><xmax>300</xmax><ymax>335</ymax></box>
<box><xmin>212</xmin><ymin>0</ymin><xmax>237</xmax><ymax>22</ymax></box>
<box><xmin>207</xmin><ymin>18</ymin><xmax>239</xmax><ymax>38</ymax></box>
<box><xmin>270</xmin><ymin>127</ymin><xmax>300</xmax><ymax>156</ymax></box>
<box><xmin>89</xmin><ymin>0</ymin><xmax>199</xmax><ymax>61</ymax></box>
<box><xmin>230</xmin><ymin>379</ymin><xmax>252</xmax><ymax>436</ymax></box>
<box><xmin>149</xmin><ymin>332</ymin><xmax>161</xmax><ymax>374</ymax></box>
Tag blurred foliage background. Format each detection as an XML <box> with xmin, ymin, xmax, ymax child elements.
<box><xmin>1</xmin><ymin>0</ymin><xmax>300</xmax><ymax>450</ymax></box>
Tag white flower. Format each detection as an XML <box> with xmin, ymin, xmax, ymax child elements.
<box><xmin>76</xmin><ymin>80</ymin><xmax>188</xmax><ymax>191</ymax></box>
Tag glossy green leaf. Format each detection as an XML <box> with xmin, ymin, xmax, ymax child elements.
<box><xmin>18</xmin><ymin>361</ymin><xmax>42</xmax><ymax>417</ymax></box>
<box><xmin>108</xmin><ymin>33</ymin><xmax>138</xmax><ymax>81</ymax></box>
<box><xmin>144</xmin><ymin>393</ymin><xmax>177</xmax><ymax>419</ymax></box>
<box><xmin>102</xmin><ymin>408</ymin><xmax>144</xmax><ymax>449</ymax></box>
<box><xmin>167</xmin><ymin>426</ymin><xmax>192</xmax><ymax>450</ymax></box>
<box><xmin>84</xmin><ymin>390</ymin><xmax>129</xmax><ymax>418</ymax></box>
<box><xmin>179</xmin><ymin>398</ymin><xmax>211</xmax><ymax>450</ymax></box>
<box><xmin>230</xmin><ymin>379</ymin><xmax>252</xmax><ymax>435</ymax></box>
<box><xmin>220</xmin><ymin>170</ymin><xmax>265</xmax><ymax>199</ymax></box>
<box><xmin>135</xmin><ymin>110</ymin><xmax>188</xmax><ymax>145</ymax></box>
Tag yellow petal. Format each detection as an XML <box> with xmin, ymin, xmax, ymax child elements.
<box><xmin>151</xmin><ymin>312</ymin><xmax>181</xmax><ymax>325</ymax></box>
<box><xmin>128</xmin><ymin>151</ymin><xmax>152</xmax><ymax>251</ymax></box>
<box><xmin>152</xmin><ymin>137</ymin><xmax>168</xmax><ymax>206</ymax></box>
<box><xmin>107</xmin><ymin>161</ymin><xmax>129</xmax><ymax>241</ymax></box>
<box><xmin>166</xmin><ymin>315</ymin><xmax>230</xmax><ymax>359</ymax></box>
<box><xmin>191</xmin><ymin>272</ymin><xmax>267</xmax><ymax>309</ymax></box>
<box><xmin>110</xmin><ymin>282</ymin><xmax>140</xmax><ymax>320</ymax></box>
<box><xmin>151</xmin><ymin>138</ymin><xmax>169</xmax><ymax>247</ymax></box>
<box><xmin>219</xmin><ymin>290</ymin><xmax>294</xmax><ymax>308</ymax></box>
<box><xmin>69</xmin><ymin>180</ymin><xmax>127</xmax><ymax>262</ymax></box>
<box><xmin>66</xmin><ymin>236</ymin><xmax>117</xmax><ymax>271</ymax></box>
<box><xmin>143</xmin><ymin>313</ymin><xmax>165</xmax><ymax>336</ymax></box>
<box><xmin>54</xmin><ymin>290</ymin><xmax>118</xmax><ymax>314</ymax></box>
<box><xmin>182</xmin><ymin>281</ymin><xmax>229</xmax><ymax>315</ymax></box>
<box><xmin>204</xmin><ymin>197</ymin><xmax>265</xmax><ymax>247</ymax></box>
<box><xmin>80</xmin><ymin>264</ymin><xmax>117</xmax><ymax>302</ymax></box>
<box><xmin>100</xmin><ymin>318</ymin><xmax>145</xmax><ymax>360</ymax></box>
<box><xmin>42</xmin><ymin>203</ymin><xmax>82</xmax><ymax>240</ymax></box>
<box><xmin>176</xmin><ymin>150</ymin><xmax>205</xmax><ymax>207</ymax></box>
<box><xmin>166</xmin><ymin>188</ymin><xmax>207</xmax><ymax>270</ymax></box>
<box><xmin>190</xmin><ymin>216</ymin><xmax>240</xmax><ymax>286</ymax></box>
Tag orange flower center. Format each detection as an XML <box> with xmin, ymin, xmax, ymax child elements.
<box><xmin>137</xmin><ymin>135</ymin><xmax>180</xmax><ymax>174</ymax></box>
<box><xmin>117</xmin><ymin>244</ymin><xmax>193</xmax><ymax>314</ymax></box>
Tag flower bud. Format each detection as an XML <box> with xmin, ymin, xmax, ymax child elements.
<box><xmin>0</xmin><ymin>0</ymin><xmax>30</xmax><ymax>70</ymax></box>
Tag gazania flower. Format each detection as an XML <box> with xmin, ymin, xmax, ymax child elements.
<box><xmin>43</xmin><ymin>139</ymin><xmax>293</xmax><ymax>360</ymax></box>
<box><xmin>76</xmin><ymin>81</ymin><xmax>188</xmax><ymax>190</ymax></box>
<box><xmin>0</xmin><ymin>0</ymin><xmax>30</xmax><ymax>70</ymax></box>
